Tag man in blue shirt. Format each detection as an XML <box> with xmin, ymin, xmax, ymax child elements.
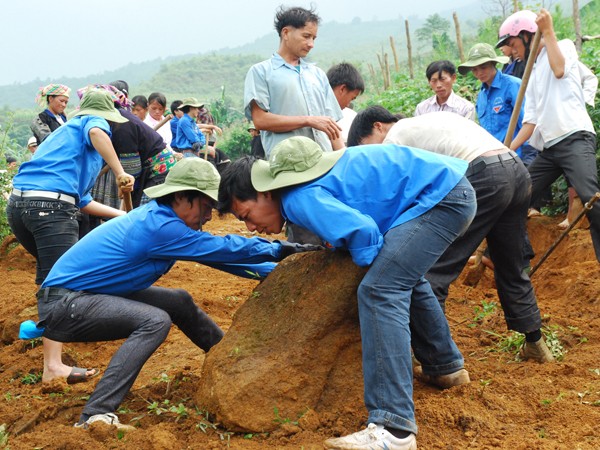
<box><xmin>39</xmin><ymin>158</ymin><xmax>318</xmax><ymax>430</ymax></box>
<box><xmin>458</xmin><ymin>43</ymin><xmax>524</xmax><ymax>157</ymax></box>
<box><xmin>244</xmin><ymin>6</ymin><xmax>343</xmax><ymax>157</ymax></box>
<box><xmin>218</xmin><ymin>137</ymin><xmax>477</xmax><ymax>450</ymax></box>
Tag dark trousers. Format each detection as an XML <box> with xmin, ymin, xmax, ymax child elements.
<box><xmin>426</xmin><ymin>156</ymin><xmax>542</xmax><ymax>333</ymax></box>
<box><xmin>6</xmin><ymin>196</ymin><xmax>79</xmax><ymax>285</ymax></box>
<box><xmin>40</xmin><ymin>286</ymin><xmax>224</xmax><ymax>418</ymax></box>
<box><xmin>528</xmin><ymin>131</ymin><xmax>600</xmax><ymax>261</ymax></box>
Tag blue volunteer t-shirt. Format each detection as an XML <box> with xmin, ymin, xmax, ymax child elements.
<box><xmin>13</xmin><ymin>115</ymin><xmax>111</xmax><ymax>208</ymax></box>
<box><xmin>43</xmin><ymin>201</ymin><xmax>279</xmax><ymax>295</ymax></box>
<box><xmin>281</xmin><ymin>144</ymin><xmax>468</xmax><ymax>267</ymax></box>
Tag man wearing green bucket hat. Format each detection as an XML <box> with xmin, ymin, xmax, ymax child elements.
<box><xmin>458</xmin><ymin>43</ymin><xmax>525</xmax><ymax>157</ymax></box>
<box><xmin>36</xmin><ymin>157</ymin><xmax>319</xmax><ymax>430</ymax></box>
<box><xmin>218</xmin><ymin>136</ymin><xmax>477</xmax><ymax>450</ymax></box>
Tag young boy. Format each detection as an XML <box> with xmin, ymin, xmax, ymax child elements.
<box><xmin>326</xmin><ymin>62</ymin><xmax>365</xmax><ymax>144</ymax></box>
<box><xmin>219</xmin><ymin>136</ymin><xmax>477</xmax><ymax>450</ymax></box>
<box><xmin>414</xmin><ymin>60</ymin><xmax>475</xmax><ymax>120</ymax></box>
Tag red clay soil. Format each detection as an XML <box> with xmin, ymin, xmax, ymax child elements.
<box><xmin>0</xmin><ymin>213</ymin><xmax>599</xmax><ymax>449</ymax></box>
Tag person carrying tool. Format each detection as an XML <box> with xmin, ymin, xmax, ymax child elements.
<box><xmin>38</xmin><ymin>157</ymin><xmax>320</xmax><ymax>430</ymax></box>
<box><xmin>348</xmin><ymin>107</ymin><xmax>554</xmax><ymax>364</ymax></box>
<box><xmin>6</xmin><ymin>89</ymin><xmax>135</xmax><ymax>385</ymax></box>
<box><xmin>498</xmin><ymin>9</ymin><xmax>600</xmax><ymax>261</ymax></box>
<box><xmin>219</xmin><ymin>136</ymin><xmax>477</xmax><ymax>450</ymax></box>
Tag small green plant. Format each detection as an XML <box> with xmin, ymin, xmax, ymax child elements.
<box><xmin>273</xmin><ymin>406</ymin><xmax>297</xmax><ymax>425</ymax></box>
<box><xmin>540</xmin><ymin>398</ymin><xmax>552</xmax><ymax>407</ymax></box>
<box><xmin>244</xmin><ymin>433</ymin><xmax>254</xmax><ymax>439</ymax></box>
<box><xmin>147</xmin><ymin>400</ymin><xmax>168</xmax><ymax>416</ymax></box>
<box><xmin>542</xmin><ymin>326</ymin><xmax>566</xmax><ymax>361</ymax></box>
<box><xmin>478</xmin><ymin>379</ymin><xmax>492</xmax><ymax>395</ymax></box>
<box><xmin>468</xmin><ymin>300</ymin><xmax>498</xmax><ymax>327</ymax></box>
<box><xmin>168</xmin><ymin>403</ymin><xmax>189</xmax><ymax>421</ymax></box>
<box><xmin>484</xmin><ymin>330</ymin><xmax>524</xmax><ymax>357</ymax></box>
<box><xmin>21</xmin><ymin>372</ymin><xmax>42</xmax><ymax>385</ymax></box>
<box><xmin>538</xmin><ymin>427</ymin><xmax>547</xmax><ymax>438</ymax></box>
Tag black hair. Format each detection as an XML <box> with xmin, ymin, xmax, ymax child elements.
<box><xmin>171</xmin><ymin>100</ymin><xmax>183</xmax><ymax>113</ymax></box>
<box><xmin>109</xmin><ymin>80</ymin><xmax>129</xmax><ymax>96</ymax></box>
<box><xmin>132</xmin><ymin>95</ymin><xmax>148</xmax><ymax>109</ymax></box>
<box><xmin>148</xmin><ymin>92</ymin><xmax>167</xmax><ymax>108</ymax></box>
<box><xmin>5</xmin><ymin>155</ymin><xmax>17</xmax><ymax>164</ymax></box>
<box><xmin>347</xmin><ymin>105</ymin><xmax>402</xmax><ymax>147</ymax></box>
<box><xmin>181</xmin><ymin>105</ymin><xmax>193</xmax><ymax>114</ymax></box>
<box><xmin>326</xmin><ymin>62</ymin><xmax>365</xmax><ymax>93</ymax></box>
<box><xmin>217</xmin><ymin>156</ymin><xmax>259</xmax><ymax>214</ymax></box>
<box><xmin>155</xmin><ymin>190</ymin><xmax>203</xmax><ymax>207</ymax></box>
<box><xmin>274</xmin><ymin>5</ymin><xmax>320</xmax><ymax>36</ymax></box>
<box><xmin>425</xmin><ymin>60</ymin><xmax>456</xmax><ymax>81</ymax></box>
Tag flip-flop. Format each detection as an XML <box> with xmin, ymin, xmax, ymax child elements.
<box><xmin>66</xmin><ymin>367</ymin><xmax>100</xmax><ymax>385</ymax></box>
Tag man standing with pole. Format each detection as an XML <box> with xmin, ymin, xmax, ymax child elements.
<box><xmin>498</xmin><ymin>9</ymin><xmax>600</xmax><ymax>262</ymax></box>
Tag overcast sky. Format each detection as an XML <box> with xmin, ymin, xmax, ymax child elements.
<box><xmin>1</xmin><ymin>0</ymin><xmax>478</xmax><ymax>85</ymax></box>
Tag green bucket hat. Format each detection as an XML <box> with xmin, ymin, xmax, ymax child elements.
<box><xmin>68</xmin><ymin>89</ymin><xmax>128</xmax><ymax>123</ymax></box>
<box><xmin>179</xmin><ymin>97</ymin><xmax>204</xmax><ymax>109</ymax></box>
<box><xmin>457</xmin><ymin>43</ymin><xmax>509</xmax><ymax>75</ymax></box>
<box><xmin>251</xmin><ymin>136</ymin><xmax>345</xmax><ymax>192</ymax></box>
<box><xmin>144</xmin><ymin>157</ymin><xmax>220</xmax><ymax>201</ymax></box>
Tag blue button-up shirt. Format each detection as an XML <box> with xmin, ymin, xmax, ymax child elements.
<box><xmin>476</xmin><ymin>70</ymin><xmax>523</xmax><ymax>155</ymax></box>
<box><xmin>244</xmin><ymin>53</ymin><xmax>343</xmax><ymax>157</ymax></box>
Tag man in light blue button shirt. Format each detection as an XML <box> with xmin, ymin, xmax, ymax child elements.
<box><xmin>244</xmin><ymin>6</ymin><xmax>343</xmax><ymax>158</ymax></box>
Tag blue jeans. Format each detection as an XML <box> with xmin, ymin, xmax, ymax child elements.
<box><xmin>40</xmin><ymin>286</ymin><xmax>224</xmax><ymax>419</ymax></box>
<box><xmin>6</xmin><ymin>195</ymin><xmax>80</xmax><ymax>285</ymax></box>
<box><xmin>359</xmin><ymin>177</ymin><xmax>476</xmax><ymax>434</ymax></box>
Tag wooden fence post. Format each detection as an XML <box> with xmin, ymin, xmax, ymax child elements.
<box><xmin>405</xmin><ymin>19</ymin><xmax>414</xmax><ymax>79</ymax></box>
<box><xmin>389</xmin><ymin>36</ymin><xmax>400</xmax><ymax>72</ymax></box>
<box><xmin>453</xmin><ymin>12</ymin><xmax>465</xmax><ymax>62</ymax></box>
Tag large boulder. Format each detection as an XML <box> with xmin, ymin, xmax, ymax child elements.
<box><xmin>196</xmin><ymin>251</ymin><xmax>368</xmax><ymax>432</ymax></box>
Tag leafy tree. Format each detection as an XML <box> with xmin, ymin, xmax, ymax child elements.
<box><xmin>416</xmin><ymin>14</ymin><xmax>451</xmax><ymax>48</ymax></box>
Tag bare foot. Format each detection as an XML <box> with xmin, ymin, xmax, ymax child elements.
<box><xmin>43</xmin><ymin>365</ymin><xmax>97</xmax><ymax>383</ymax></box>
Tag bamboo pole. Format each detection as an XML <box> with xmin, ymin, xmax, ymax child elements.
<box><xmin>389</xmin><ymin>36</ymin><xmax>400</xmax><ymax>72</ymax></box>
<box><xmin>405</xmin><ymin>19</ymin><xmax>414</xmax><ymax>79</ymax></box>
<box><xmin>384</xmin><ymin>53</ymin><xmax>391</xmax><ymax>89</ymax></box>
<box><xmin>503</xmin><ymin>30</ymin><xmax>541</xmax><ymax>148</ymax></box>
<box><xmin>513</xmin><ymin>0</ymin><xmax>518</xmax><ymax>13</ymax></box>
<box><xmin>453</xmin><ymin>12</ymin><xmax>465</xmax><ymax>62</ymax></box>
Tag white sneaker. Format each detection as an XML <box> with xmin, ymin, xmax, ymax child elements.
<box><xmin>323</xmin><ymin>423</ymin><xmax>417</xmax><ymax>449</ymax></box>
<box><xmin>74</xmin><ymin>412</ymin><xmax>135</xmax><ymax>431</ymax></box>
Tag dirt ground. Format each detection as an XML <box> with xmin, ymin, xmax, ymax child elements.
<box><xmin>0</xmin><ymin>213</ymin><xmax>599</xmax><ymax>449</ymax></box>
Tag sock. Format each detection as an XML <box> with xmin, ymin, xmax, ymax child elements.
<box><xmin>385</xmin><ymin>426</ymin><xmax>411</xmax><ymax>439</ymax></box>
<box><xmin>525</xmin><ymin>329</ymin><xmax>542</xmax><ymax>343</ymax></box>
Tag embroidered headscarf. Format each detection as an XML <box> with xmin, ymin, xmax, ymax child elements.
<box><xmin>76</xmin><ymin>84</ymin><xmax>133</xmax><ymax>111</ymax></box>
<box><xmin>35</xmin><ymin>84</ymin><xmax>71</xmax><ymax>107</ymax></box>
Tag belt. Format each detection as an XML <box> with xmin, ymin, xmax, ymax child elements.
<box><xmin>37</xmin><ymin>287</ymin><xmax>74</xmax><ymax>301</ymax></box>
<box><xmin>12</xmin><ymin>189</ymin><xmax>76</xmax><ymax>205</ymax></box>
<box><xmin>466</xmin><ymin>151</ymin><xmax>518</xmax><ymax>177</ymax></box>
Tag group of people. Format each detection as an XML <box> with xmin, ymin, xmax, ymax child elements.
<box><xmin>4</xmin><ymin>4</ymin><xmax>598</xmax><ymax>450</ymax></box>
